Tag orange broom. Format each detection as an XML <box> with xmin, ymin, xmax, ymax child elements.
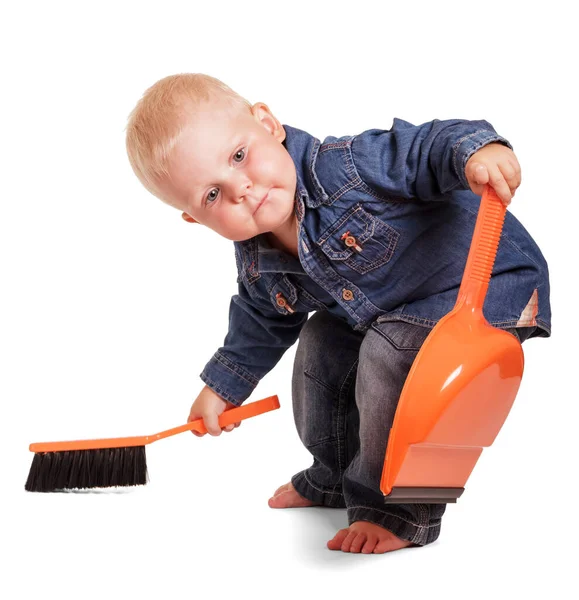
<box><xmin>25</xmin><ymin>395</ymin><xmax>280</xmax><ymax>492</ymax></box>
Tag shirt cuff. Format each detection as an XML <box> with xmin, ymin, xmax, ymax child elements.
<box><xmin>199</xmin><ymin>351</ymin><xmax>260</xmax><ymax>406</ymax></box>
<box><xmin>452</xmin><ymin>129</ymin><xmax>513</xmax><ymax>189</ymax></box>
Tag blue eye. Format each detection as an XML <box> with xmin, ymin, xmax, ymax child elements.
<box><xmin>206</xmin><ymin>189</ymin><xmax>219</xmax><ymax>204</ymax></box>
<box><xmin>233</xmin><ymin>148</ymin><xmax>246</xmax><ymax>162</ymax></box>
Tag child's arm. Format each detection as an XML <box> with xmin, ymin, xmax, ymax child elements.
<box><xmin>349</xmin><ymin>117</ymin><xmax>518</xmax><ymax>204</ymax></box>
<box><xmin>192</xmin><ymin>280</ymin><xmax>308</xmax><ymax>433</ymax></box>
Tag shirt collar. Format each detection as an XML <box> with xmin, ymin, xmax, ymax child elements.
<box><xmin>282</xmin><ymin>124</ymin><xmax>325</xmax><ymax>206</ymax></box>
<box><xmin>235</xmin><ymin>124</ymin><xmax>321</xmax><ymax>273</ymax></box>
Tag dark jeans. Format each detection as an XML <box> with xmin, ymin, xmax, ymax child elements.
<box><xmin>290</xmin><ymin>310</ymin><xmax>535</xmax><ymax>546</ymax></box>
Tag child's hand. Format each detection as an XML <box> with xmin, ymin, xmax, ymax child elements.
<box><xmin>187</xmin><ymin>385</ymin><xmax>241</xmax><ymax>437</ymax></box>
<box><xmin>465</xmin><ymin>143</ymin><xmax>522</xmax><ymax>206</ymax></box>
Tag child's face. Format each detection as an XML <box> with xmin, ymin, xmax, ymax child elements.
<box><xmin>158</xmin><ymin>100</ymin><xmax>297</xmax><ymax>242</ymax></box>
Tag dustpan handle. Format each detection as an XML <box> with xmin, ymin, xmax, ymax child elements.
<box><xmin>455</xmin><ymin>185</ymin><xmax>507</xmax><ymax>309</ymax></box>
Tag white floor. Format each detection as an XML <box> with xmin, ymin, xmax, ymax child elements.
<box><xmin>8</xmin><ymin>350</ymin><xmax>575</xmax><ymax>600</ymax></box>
<box><xmin>3</xmin><ymin>2</ymin><xmax>576</xmax><ymax>597</ymax></box>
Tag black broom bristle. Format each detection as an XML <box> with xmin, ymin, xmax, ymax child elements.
<box><xmin>25</xmin><ymin>446</ymin><xmax>148</xmax><ymax>492</ymax></box>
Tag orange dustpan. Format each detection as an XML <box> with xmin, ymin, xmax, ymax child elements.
<box><xmin>381</xmin><ymin>185</ymin><xmax>524</xmax><ymax>503</ymax></box>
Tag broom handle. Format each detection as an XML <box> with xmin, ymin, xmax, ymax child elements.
<box><xmin>153</xmin><ymin>395</ymin><xmax>280</xmax><ymax>439</ymax></box>
<box><xmin>455</xmin><ymin>185</ymin><xmax>507</xmax><ymax>310</ymax></box>
<box><xmin>29</xmin><ymin>395</ymin><xmax>280</xmax><ymax>452</ymax></box>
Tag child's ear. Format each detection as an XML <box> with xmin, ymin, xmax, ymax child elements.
<box><xmin>251</xmin><ymin>102</ymin><xmax>286</xmax><ymax>142</ymax></box>
<box><xmin>181</xmin><ymin>212</ymin><xmax>197</xmax><ymax>224</ymax></box>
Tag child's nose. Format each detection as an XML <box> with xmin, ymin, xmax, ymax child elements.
<box><xmin>232</xmin><ymin>179</ymin><xmax>252</xmax><ymax>203</ymax></box>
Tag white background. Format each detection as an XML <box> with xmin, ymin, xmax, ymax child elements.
<box><xmin>1</xmin><ymin>1</ymin><xmax>576</xmax><ymax>598</ymax></box>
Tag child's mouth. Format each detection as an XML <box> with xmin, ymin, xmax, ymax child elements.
<box><xmin>253</xmin><ymin>191</ymin><xmax>270</xmax><ymax>214</ymax></box>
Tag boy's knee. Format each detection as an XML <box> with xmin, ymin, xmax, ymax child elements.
<box><xmin>298</xmin><ymin>311</ymin><xmax>336</xmax><ymax>347</ymax></box>
<box><xmin>297</xmin><ymin>311</ymin><xmax>361</xmax><ymax>358</ymax></box>
<box><xmin>356</xmin><ymin>320</ymin><xmax>432</xmax><ymax>400</ymax></box>
<box><xmin>369</xmin><ymin>319</ymin><xmax>433</xmax><ymax>352</ymax></box>
<box><xmin>359</xmin><ymin>320</ymin><xmax>431</xmax><ymax>370</ymax></box>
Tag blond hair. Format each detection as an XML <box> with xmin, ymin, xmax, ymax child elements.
<box><xmin>125</xmin><ymin>73</ymin><xmax>251</xmax><ymax>203</ymax></box>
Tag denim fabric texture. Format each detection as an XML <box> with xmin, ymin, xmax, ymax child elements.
<box><xmin>200</xmin><ymin>119</ymin><xmax>551</xmax><ymax>405</ymax></box>
<box><xmin>289</xmin><ymin>311</ymin><xmax>536</xmax><ymax>545</ymax></box>
<box><xmin>198</xmin><ymin>118</ymin><xmax>550</xmax><ymax>546</ymax></box>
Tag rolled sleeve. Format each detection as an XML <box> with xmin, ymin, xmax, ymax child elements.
<box><xmin>200</xmin><ymin>351</ymin><xmax>260</xmax><ymax>406</ymax></box>
<box><xmin>351</xmin><ymin>117</ymin><xmax>512</xmax><ymax>201</ymax></box>
<box><xmin>451</xmin><ymin>125</ymin><xmax>513</xmax><ymax>189</ymax></box>
<box><xmin>200</xmin><ymin>282</ymin><xmax>308</xmax><ymax>406</ymax></box>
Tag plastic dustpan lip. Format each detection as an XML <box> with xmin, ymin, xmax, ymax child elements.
<box><xmin>383</xmin><ymin>486</ymin><xmax>465</xmax><ymax>504</ymax></box>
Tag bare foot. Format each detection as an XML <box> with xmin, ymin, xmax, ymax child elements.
<box><xmin>268</xmin><ymin>482</ymin><xmax>321</xmax><ymax>508</ymax></box>
<box><xmin>327</xmin><ymin>521</ymin><xmax>413</xmax><ymax>554</ymax></box>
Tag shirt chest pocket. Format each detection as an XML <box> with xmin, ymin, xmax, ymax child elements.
<box><xmin>316</xmin><ymin>204</ymin><xmax>400</xmax><ymax>275</ymax></box>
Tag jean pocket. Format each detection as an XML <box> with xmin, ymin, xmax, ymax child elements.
<box><xmin>371</xmin><ymin>319</ymin><xmax>433</xmax><ymax>351</ymax></box>
<box><xmin>316</xmin><ymin>204</ymin><xmax>399</xmax><ymax>274</ymax></box>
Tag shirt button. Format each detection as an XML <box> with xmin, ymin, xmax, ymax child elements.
<box><xmin>276</xmin><ymin>293</ymin><xmax>295</xmax><ymax>313</ymax></box>
<box><xmin>341</xmin><ymin>231</ymin><xmax>363</xmax><ymax>252</ymax></box>
<box><xmin>342</xmin><ymin>289</ymin><xmax>354</xmax><ymax>301</ymax></box>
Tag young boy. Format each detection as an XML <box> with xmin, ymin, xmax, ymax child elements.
<box><xmin>125</xmin><ymin>73</ymin><xmax>551</xmax><ymax>554</ymax></box>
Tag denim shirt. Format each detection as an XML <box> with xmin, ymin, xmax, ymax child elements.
<box><xmin>200</xmin><ymin>119</ymin><xmax>551</xmax><ymax>406</ymax></box>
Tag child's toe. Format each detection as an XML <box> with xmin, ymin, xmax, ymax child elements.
<box><xmin>361</xmin><ymin>536</ymin><xmax>378</xmax><ymax>553</ymax></box>
<box><xmin>341</xmin><ymin>530</ymin><xmax>358</xmax><ymax>552</ymax></box>
<box><xmin>373</xmin><ymin>538</ymin><xmax>392</xmax><ymax>554</ymax></box>
<box><xmin>273</xmin><ymin>482</ymin><xmax>292</xmax><ymax>497</ymax></box>
<box><xmin>327</xmin><ymin>528</ymin><xmax>349</xmax><ymax>550</ymax></box>
<box><xmin>350</xmin><ymin>533</ymin><xmax>367</xmax><ymax>553</ymax></box>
